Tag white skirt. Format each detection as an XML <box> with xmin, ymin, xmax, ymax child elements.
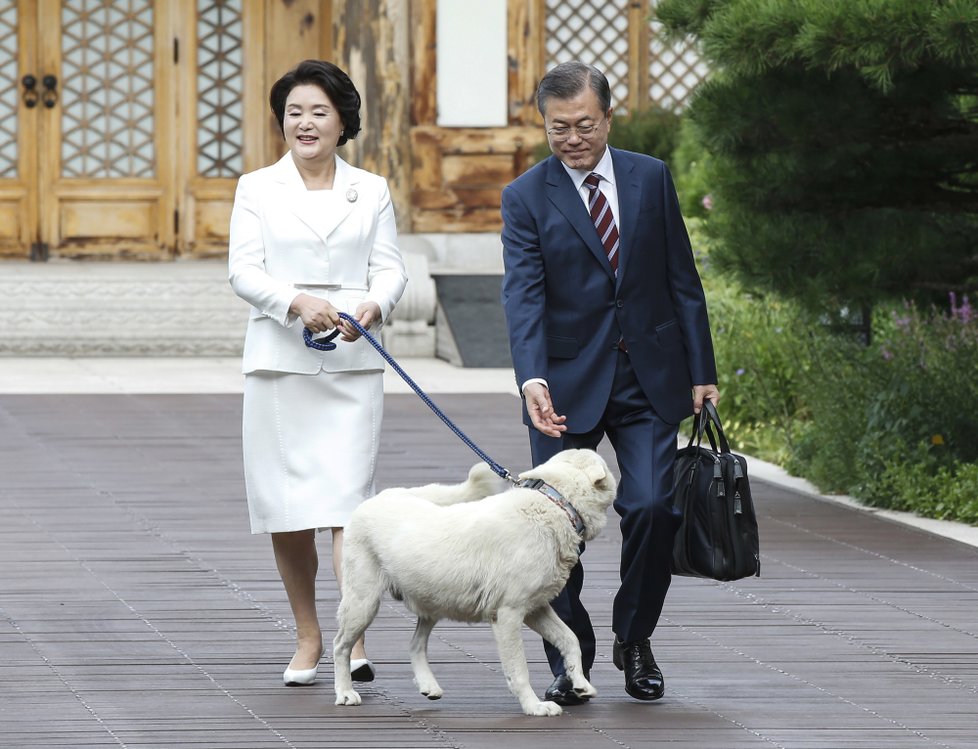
<box><xmin>242</xmin><ymin>369</ymin><xmax>383</xmax><ymax>534</ymax></box>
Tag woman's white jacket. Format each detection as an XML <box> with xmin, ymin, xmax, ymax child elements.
<box><xmin>228</xmin><ymin>153</ymin><xmax>407</xmax><ymax>374</ymax></box>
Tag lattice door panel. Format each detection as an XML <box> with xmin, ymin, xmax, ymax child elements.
<box><xmin>545</xmin><ymin>0</ymin><xmax>630</xmax><ymax>108</ymax></box>
<box><xmin>60</xmin><ymin>0</ymin><xmax>156</xmax><ymax>178</ymax></box>
<box><xmin>543</xmin><ymin>0</ymin><xmax>709</xmax><ymax>114</ymax></box>
<box><xmin>2</xmin><ymin>0</ymin><xmax>251</xmax><ymax>257</ymax></box>
<box><xmin>197</xmin><ymin>0</ymin><xmax>243</xmax><ymax>178</ymax></box>
<box><xmin>0</xmin><ymin>0</ymin><xmax>18</xmax><ymax>178</ymax></box>
<box><xmin>649</xmin><ymin>17</ymin><xmax>709</xmax><ymax>111</ymax></box>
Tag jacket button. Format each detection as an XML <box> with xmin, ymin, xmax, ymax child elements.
<box><xmin>616</xmin><ymin>299</ymin><xmax>624</xmax><ymax>308</ymax></box>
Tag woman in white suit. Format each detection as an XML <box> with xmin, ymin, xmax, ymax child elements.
<box><xmin>228</xmin><ymin>60</ymin><xmax>407</xmax><ymax>686</ymax></box>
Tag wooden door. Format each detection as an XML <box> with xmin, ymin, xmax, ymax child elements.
<box><xmin>0</xmin><ymin>0</ymin><xmax>330</xmax><ymax>259</ymax></box>
<box><xmin>0</xmin><ymin>0</ymin><xmax>178</xmax><ymax>259</ymax></box>
<box><xmin>174</xmin><ymin>0</ymin><xmax>327</xmax><ymax>257</ymax></box>
<box><xmin>0</xmin><ymin>0</ymin><xmax>37</xmax><ymax>257</ymax></box>
<box><xmin>174</xmin><ymin>0</ymin><xmax>258</xmax><ymax>257</ymax></box>
<box><xmin>33</xmin><ymin>0</ymin><xmax>178</xmax><ymax>258</ymax></box>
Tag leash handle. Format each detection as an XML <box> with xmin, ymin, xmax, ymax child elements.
<box><xmin>303</xmin><ymin>313</ymin><xmax>514</xmax><ymax>483</ymax></box>
<box><xmin>302</xmin><ymin>327</ymin><xmax>341</xmax><ymax>350</ymax></box>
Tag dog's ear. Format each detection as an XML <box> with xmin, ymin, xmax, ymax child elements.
<box><xmin>584</xmin><ymin>460</ymin><xmax>607</xmax><ymax>485</ymax></box>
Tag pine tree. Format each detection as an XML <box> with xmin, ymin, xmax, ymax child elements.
<box><xmin>656</xmin><ymin>0</ymin><xmax>978</xmax><ymax>324</ymax></box>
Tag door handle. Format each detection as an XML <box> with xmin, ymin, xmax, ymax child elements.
<box><xmin>22</xmin><ymin>75</ymin><xmax>38</xmax><ymax>108</ymax></box>
<box><xmin>42</xmin><ymin>74</ymin><xmax>58</xmax><ymax>108</ymax></box>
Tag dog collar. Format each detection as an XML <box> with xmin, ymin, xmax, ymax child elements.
<box><xmin>515</xmin><ymin>478</ymin><xmax>586</xmax><ymax>538</ymax></box>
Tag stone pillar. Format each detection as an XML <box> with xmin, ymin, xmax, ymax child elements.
<box><xmin>334</xmin><ymin>0</ymin><xmax>413</xmax><ymax>232</ymax></box>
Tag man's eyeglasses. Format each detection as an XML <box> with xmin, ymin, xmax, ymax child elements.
<box><xmin>546</xmin><ymin>117</ymin><xmax>605</xmax><ymax>142</ymax></box>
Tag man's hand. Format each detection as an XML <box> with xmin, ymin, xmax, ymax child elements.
<box><xmin>692</xmin><ymin>384</ymin><xmax>720</xmax><ymax>414</ymax></box>
<box><xmin>523</xmin><ymin>382</ymin><xmax>567</xmax><ymax>438</ymax></box>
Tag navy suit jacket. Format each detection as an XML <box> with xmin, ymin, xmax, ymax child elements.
<box><xmin>501</xmin><ymin>147</ymin><xmax>717</xmax><ymax>429</ymax></box>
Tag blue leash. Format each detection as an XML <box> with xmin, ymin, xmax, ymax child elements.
<box><xmin>303</xmin><ymin>313</ymin><xmax>514</xmax><ymax>483</ymax></box>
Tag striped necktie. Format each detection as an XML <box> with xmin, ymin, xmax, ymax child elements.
<box><xmin>584</xmin><ymin>172</ymin><xmax>619</xmax><ymax>275</ymax></box>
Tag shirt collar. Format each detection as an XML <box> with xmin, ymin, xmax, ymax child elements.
<box><xmin>560</xmin><ymin>147</ymin><xmax>615</xmax><ymax>193</ymax></box>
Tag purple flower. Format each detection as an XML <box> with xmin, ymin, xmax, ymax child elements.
<box><xmin>881</xmin><ymin>348</ymin><xmax>894</xmax><ymax>361</ymax></box>
<box><xmin>956</xmin><ymin>295</ymin><xmax>973</xmax><ymax>324</ymax></box>
<box><xmin>702</xmin><ymin>194</ymin><xmax>714</xmax><ymax>211</ymax></box>
<box><xmin>735</xmin><ymin>368</ymin><xmax>745</xmax><ymax>376</ymax></box>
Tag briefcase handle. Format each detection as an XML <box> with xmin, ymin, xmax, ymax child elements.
<box><xmin>686</xmin><ymin>399</ymin><xmax>731</xmax><ymax>455</ymax></box>
<box><xmin>702</xmin><ymin>400</ymin><xmax>731</xmax><ymax>453</ymax></box>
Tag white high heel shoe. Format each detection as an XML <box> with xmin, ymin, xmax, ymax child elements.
<box><xmin>350</xmin><ymin>658</ymin><xmax>376</xmax><ymax>682</ymax></box>
<box><xmin>283</xmin><ymin>663</ymin><xmax>318</xmax><ymax>686</ymax></box>
<box><xmin>283</xmin><ymin>641</ymin><xmax>324</xmax><ymax>686</ymax></box>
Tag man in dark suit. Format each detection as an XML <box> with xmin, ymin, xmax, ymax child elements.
<box><xmin>501</xmin><ymin>62</ymin><xmax>720</xmax><ymax>704</ymax></box>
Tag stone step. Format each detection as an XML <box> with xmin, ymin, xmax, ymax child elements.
<box><xmin>0</xmin><ymin>254</ymin><xmax>441</xmax><ymax>359</ymax></box>
<box><xmin>0</xmin><ymin>260</ymin><xmax>249</xmax><ymax>356</ymax></box>
<box><xmin>432</xmin><ymin>273</ymin><xmax>512</xmax><ymax>368</ymax></box>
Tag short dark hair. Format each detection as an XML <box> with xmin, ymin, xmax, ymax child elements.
<box><xmin>269</xmin><ymin>60</ymin><xmax>362</xmax><ymax>146</ymax></box>
<box><xmin>536</xmin><ymin>62</ymin><xmax>612</xmax><ymax>116</ymax></box>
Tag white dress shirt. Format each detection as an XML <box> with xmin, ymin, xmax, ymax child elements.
<box><xmin>521</xmin><ymin>147</ymin><xmax>619</xmax><ymax>395</ymax></box>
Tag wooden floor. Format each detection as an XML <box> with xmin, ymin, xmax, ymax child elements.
<box><xmin>1</xmin><ymin>393</ymin><xmax>976</xmax><ymax>749</ymax></box>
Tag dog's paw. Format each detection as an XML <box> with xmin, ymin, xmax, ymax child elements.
<box><xmin>335</xmin><ymin>688</ymin><xmax>362</xmax><ymax>706</ymax></box>
<box><xmin>415</xmin><ymin>676</ymin><xmax>443</xmax><ymax>700</ymax></box>
<box><xmin>573</xmin><ymin>680</ymin><xmax>597</xmax><ymax>699</ymax></box>
<box><xmin>525</xmin><ymin>700</ymin><xmax>563</xmax><ymax>717</ymax></box>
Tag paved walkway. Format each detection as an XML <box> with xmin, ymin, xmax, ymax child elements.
<box><xmin>1</xmin><ymin>360</ymin><xmax>977</xmax><ymax>748</ymax></box>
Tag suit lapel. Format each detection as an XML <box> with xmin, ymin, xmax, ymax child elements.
<box><xmin>317</xmin><ymin>156</ymin><xmax>359</xmax><ymax>239</ymax></box>
<box><xmin>544</xmin><ymin>157</ymin><xmax>615</xmax><ymax>282</ymax></box>
<box><xmin>272</xmin><ymin>153</ymin><xmax>360</xmax><ymax>247</ymax></box>
<box><xmin>611</xmin><ymin>149</ymin><xmax>641</xmax><ymax>284</ymax></box>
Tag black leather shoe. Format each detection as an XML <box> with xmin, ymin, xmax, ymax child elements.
<box><xmin>544</xmin><ymin>672</ymin><xmax>591</xmax><ymax>706</ymax></box>
<box><xmin>613</xmin><ymin>637</ymin><xmax>664</xmax><ymax>701</ymax></box>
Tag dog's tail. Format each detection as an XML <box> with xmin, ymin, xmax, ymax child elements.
<box><xmin>406</xmin><ymin>462</ymin><xmax>508</xmax><ymax>506</ymax></box>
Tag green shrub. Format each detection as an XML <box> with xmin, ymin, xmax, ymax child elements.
<box><xmin>871</xmin><ymin>295</ymin><xmax>978</xmax><ymax>464</ymax></box>
<box><xmin>692</xmin><ymin>241</ymin><xmax>978</xmax><ymax>526</ymax></box>
<box><xmin>671</xmin><ymin>117</ymin><xmax>714</xmax><ymax>219</ymax></box>
<box><xmin>789</xmin><ymin>294</ymin><xmax>978</xmax><ymax>523</ymax></box>
<box><xmin>859</xmin><ymin>453</ymin><xmax>978</xmax><ymax>525</ymax></box>
<box><xmin>693</xmin><ymin>226</ymin><xmax>810</xmax><ymax>463</ymax></box>
<box><xmin>609</xmin><ymin>106</ymin><xmax>681</xmax><ymax>163</ymax></box>
<box><xmin>657</xmin><ymin>0</ymin><xmax>978</xmax><ymax>320</ymax></box>
<box><xmin>787</xmin><ymin>334</ymin><xmax>876</xmax><ymax>492</ymax></box>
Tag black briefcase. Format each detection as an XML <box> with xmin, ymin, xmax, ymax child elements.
<box><xmin>671</xmin><ymin>400</ymin><xmax>760</xmax><ymax>581</ymax></box>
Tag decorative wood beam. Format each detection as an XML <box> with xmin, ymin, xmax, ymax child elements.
<box><xmin>335</xmin><ymin>0</ymin><xmax>413</xmax><ymax>231</ymax></box>
<box><xmin>507</xmin><ymin>0</ymin><xmax>545</xmax><ymax>126</ymax></box>
<box><xmin>410</xmin><ymin>0</ymin><xmax>436</xmax><ymax>126</ymax></box>
<box><xmin>628</xmin><ymin>1</ymin><xmax>651</xmax><ymax>112</ymax></box>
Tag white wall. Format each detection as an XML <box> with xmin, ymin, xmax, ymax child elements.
<box><xmin>436</xmin><ymin>0</ymin><xmax>508</xmax><ymax>127</ymax></box>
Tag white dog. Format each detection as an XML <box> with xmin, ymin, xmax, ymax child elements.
<box><xmin>333</xmin><ymin>448</ymin><xmax>617</xmax><ymax>716</ymax></box>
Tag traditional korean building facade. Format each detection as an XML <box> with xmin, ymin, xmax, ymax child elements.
<box><xmin>0</xmin><ymin>0</ymin><xmax>706</xmax><ymax>261</ymax></box>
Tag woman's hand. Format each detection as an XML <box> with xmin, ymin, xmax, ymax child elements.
<box><xmin>339</xmin><ymin>301</ymin><xmax>382</xmax><ymax>341</ymax></box>
<box><xmin>289</xmin><ymin>293</ymin><xmax>342</xmax><ymax>333</ymax></box>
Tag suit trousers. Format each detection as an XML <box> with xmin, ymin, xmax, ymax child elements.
<box><xmin>529</xmin><ymin>349</ymin><xmax>682</xmax><ymax>677</ymax></box>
